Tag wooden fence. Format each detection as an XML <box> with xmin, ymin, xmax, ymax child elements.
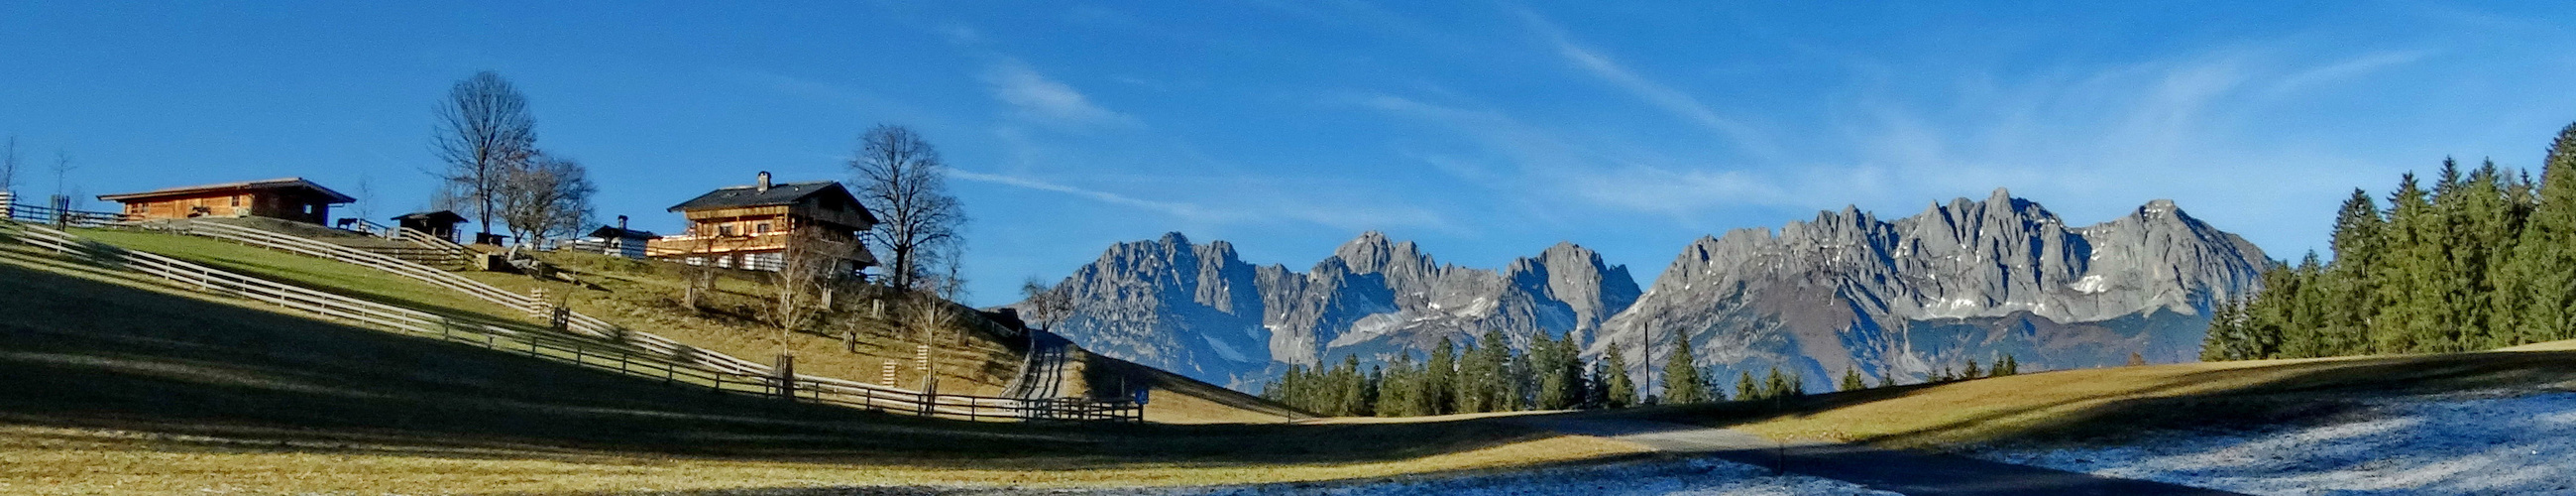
<box><xmin>4</xmin><ymin>221</ymin><xmax>1138</xmax><ymax>422</ymax></box>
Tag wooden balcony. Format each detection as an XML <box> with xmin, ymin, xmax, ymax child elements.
<box><xmin>645</xmin><ymin>232</ymin><xmax>788</xmax><ymax>258</ymax></box>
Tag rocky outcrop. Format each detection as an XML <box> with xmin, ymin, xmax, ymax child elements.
<box><xmin>1589</xmin><ymin>189</ymin><xmax>2269</xmax><ymax>393</ymax></box>
<box><xmin>1032</xmin><ymin>231</ymin><xmax>1641</xmax><ymax>390</ymax></box>
<box><xmin>1031</xmin><ymin>190</ymin><xmax>2268</xmax><ymax>394</ymax></box>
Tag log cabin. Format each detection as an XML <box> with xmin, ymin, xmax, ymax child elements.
<box><xmin>97</xmin><ymin>178</ymin><xmax>355</xmax><ymax>224</ymax></box>
<box><xmin>646</xmin><ymin>172</ymin><xmax>879</xmax><ymax>274</ymax></box>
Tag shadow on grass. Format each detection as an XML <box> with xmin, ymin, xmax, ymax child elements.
<box><xmin>0</xmin><ymin>260</ymin><xmax>1555</xmax><ymax>472</ymax></box>
<box><xmin>1636</xmin><ymin>348</ymin><xmax>2576</xmax><ymax>450</ymax></box>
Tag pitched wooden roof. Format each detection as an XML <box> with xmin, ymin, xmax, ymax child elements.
<box><xmin>667</xmin><ymin>181</ymin><xmax>879</xmax><ymax>224</ymax></box>
<box><xmin>98</xmin><ymin>178</ymin><xmax>356</xmax><ymax>203</ymax></box>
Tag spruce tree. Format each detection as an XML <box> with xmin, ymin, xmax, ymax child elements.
<box><xmin>1661</xmin><ymin>336</ymin><xmax>1710</xmax><ymax>404</ymax></box>
<box><xmin>2321</xmin><ymin>188</ymin><xmax>2386</xmax><ymax>356</ymax></box>
<box><xmin>1999</xmin><ymin>354</ymin><xmax>2019</xmax><ymax>376</ymax></box>
<box><xmin>1839</xmin><ymin>366</ymin><xmax>1867</xmax><ymax>392</ymax></box>
<box><xmin>1603</xmin><ymin>349</ymin><xmax>1636</xmax><ymax>408</ymax></box>
<box><xmin>2506</xmin><ymin>122</ymin><xmax>2576</xmax><ymax>344</ymax></box>
<box><xmin>1961</xmin><ymin>359</ymin><xmax>1982</xmax><ymax>380</ymax></box>
<box><xmin>1736</xmin><ymin>370</ymin><xmax>1760</xmax><ymax>401</ymax></box>
<box><xmin>2373</xmin><ymin>172</ymin><xmax>2441</xmax><ymax>353</ymax></box>
<box><xmin>1427</xmin><ymin>337</ymin><xmax>1457</xmax><ymax>416</ymax></box>
<box><xmin>1761</xmin><ymin>366</ymin><xmax>1792</xmax><ymax>398</ymax></box>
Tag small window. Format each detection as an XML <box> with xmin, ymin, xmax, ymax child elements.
<box><xmin>755</xmin><ymin>222</ymin><xmax>771</xmax><ymax>234</ymax></box>
<box><xmin>230</xmin><ymin>195</ymin><xmax>242</xmax><ymax>207</ymax></box>
<box><xmin>720</xmin><ymin>224</ymin><xmax>735</xmax><ymax>236</ymax></box>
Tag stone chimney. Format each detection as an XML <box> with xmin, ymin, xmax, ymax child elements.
<box><xmin>756</xmin><ymin>171</ymin><xmax>772</xmax><ymax>192</ymax></box>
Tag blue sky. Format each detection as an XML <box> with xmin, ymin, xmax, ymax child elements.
<box><xmin>7</xmin><ymin>2</ymin><xmax>2576</xmax><ymax>306</ymax></box>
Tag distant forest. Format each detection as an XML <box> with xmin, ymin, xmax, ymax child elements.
<box><xmin>1263</xmin><ymin>328</ymin><xmax>2023</xmax><ymax>417</ymax></box>
<box><xmin>2204</xmin><ymin>122</ymin><xmax>2576</xmax><ymax>360</ymax></box>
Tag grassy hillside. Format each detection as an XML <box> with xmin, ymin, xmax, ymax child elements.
<box><xmin>0</xmin><ymin>240</ymin><xmax>1642</xmax><ymax>493</ymax></box>
<box><xmin>68</xmin><ymin>227</ymin><xmax>1301</xmax><ymax>423</ymax></box>
<box><xmin>1645</xmin><ymin>343</ymin><xmax>2576</xmax><ymax>451</ymax></box>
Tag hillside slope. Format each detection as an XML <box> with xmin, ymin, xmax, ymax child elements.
<box><xmin>0</xmin><ymin>239</ymin><xmax>1637</xmax><ymax>493</ymax></box>
<box><xmin>71</xmin><ymin>226</ymin><xmax>1297</xmax><ymax>423</ymax></box>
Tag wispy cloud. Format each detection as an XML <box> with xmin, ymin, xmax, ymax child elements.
<box><xmin>2265</xmin><ymin>50</ymin><xmax>2433</xmax><ymax>97</ymax></box>
<box><xmin>980</xmin><ymin>59</ymin><xmax>1138</xmax><ymax>129</ymax></box>
<box><xmin>1514</xmin><ymin>9</ymin><xmax>1783</xmax><ymax>162</ymax></box>
<box><xmin>952</xmin><ymin>170</ymin><xmax>1213</xmax><ymax>220</ymax></box>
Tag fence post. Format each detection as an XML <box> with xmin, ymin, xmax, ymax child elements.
<box><xmin>0</xmin><ymin>190</ymin><xmax>13</xmax><ymax>222</ymax></box>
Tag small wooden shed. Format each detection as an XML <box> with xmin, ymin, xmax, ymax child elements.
<box><xmin>392</xmin><ymin>210</ymin><xmax>467</xmax><ymax>243</ymax></box>
<box><xmin>97</xmin><ymin>178</ymin><xmax>355</xmax><ymax>224</ymax></box>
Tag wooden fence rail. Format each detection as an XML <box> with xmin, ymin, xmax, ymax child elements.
<box><xmin>3</xmin><ymin>221</ymin><xmax>1137</xmax><ymax>422</ymax></box>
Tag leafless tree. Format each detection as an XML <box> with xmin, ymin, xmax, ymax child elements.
<box><xmin>493</xmin><ymin>153</ymin><xmax>595</xmax><ymax>247</ymax></box>
<box><xmin>902</xmin><ymin>291</ymin><xmax>962</xmax><ymax>390</ymax></box>
<box><xmin>51</xmin><ymin>150</ymin><xmax>73</xmax><ymax>200</ymax></box>
<box><xmin>768</xmin><ymin>226</ymin><xmax>850</xmax><ymax>345</ymax></box>
<box><xmin>1019</xmin><ymin>277</ymin><xmax>1074</xmax><ymax>331</ymax></box>
<box><xmin>432</xmin><ymin>70</ymin><xmax>538</xmax><ymax>239</ymax></box>
<box><xmin>848</xmin><ymin>125</ymin><xmax>966</xmax><ymax>293</ymax></box>
<box><xmin>2</xmin><ymin>135</ymin><xmax>20</xmax><ymax>193</ymax></box>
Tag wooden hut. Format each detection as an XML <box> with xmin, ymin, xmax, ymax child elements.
<box><xmin>392</xmin><ymin>210</ymin><xmax>467</xmax><ymax>243</ymax></box>
<box><xmin>97</xmin><ymin>178</ymin><xmax>354</xmax><ymax>224</ymax></box>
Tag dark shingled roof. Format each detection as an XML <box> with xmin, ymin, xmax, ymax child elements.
<box><xmin>668</xmin><ymin>181</ymin><xmax>842</xmax><ymax>211</ymax></box>
<box><xmin>97</xmin><ymin>177</ymin><xmax>357</xmax><ymax>203</ymax></box>
<box><xmin>392</xmin><ymin>210</ymin><xmax>466</xmax><ymax>223</ymax></box>
<box><xmin>586</xmin><ymin>226</ymin><xmax>659</xmax><ymax>239</ymax></box>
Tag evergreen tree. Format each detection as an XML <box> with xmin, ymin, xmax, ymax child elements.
<box><xmin>1427</xmin><ymin>337</ymin><xmax>1458</xmax><ymax>416</ymax></box>
<box><xmin>1876</xmin><ymin>371</ymin><xmax>1897</xmax><ymax>388</ymax></box>
<box><xmin>2321</xmin><ymin>188</ymin><xmax>2386</xmax><ymax>356</ymax></box>
<box><xmin>1961</xmin><ymin>359</ymin><xmax>1982</xmax><ymax>380</ymax></box>
<box><xmin>1603</xmin><ymin>349</ymin><xmax>1636</xmax><ymax>408</ymax></box>
<box><xmin>1839</xmin><ymin>366</ymin><xmax>1867</xmax><ymax>392</ymax></box>
<box><xmin>1761</xmin><ymin>366</ymin><xmax>1793</xmax><ymax>399</ymax></box>
<box><xmin>1736</xmin><ymin>370</ymin><xmax>1760</xmax><ymax>401</ymax></box>
<box><xmin>2373</xmin><ymin>172</ymin><xmax>2442</xmax><ymax>353</ymax></box>
<box><xmin>2506</xmin><ymin>122</ymin><xmax>2576</xmax><ymax>344</ymax></box>
<box><xmin>1661</xmin><ymin>336</ymin><xmax>1711</xmax><ymax>404</ymax></box>
<box><xmin>1998</xmin><ymin>354</ymin><xmax>2019</xmax><ymax>376</ymax></box>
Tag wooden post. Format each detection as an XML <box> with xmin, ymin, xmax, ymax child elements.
<box><xmin>879</xmin><ymin>360</ymin><xmax>898</xmax><ymax>388</ymax></box>
<box><xmin>774</xmin><ymin>353</ymin><xmax>797</xmax><ymax>400</ymax></box>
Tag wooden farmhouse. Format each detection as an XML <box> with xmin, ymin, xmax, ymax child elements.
<box><xmin>645</xmin><ymin>172</ymin><xmax>879</xmax><ymax>273</ymax></box>
<box><xmin>97</xmin><ymin>178</ymin><xmax>355</xmax><ymax>224</ymax></box>
<box><xmin>575</xmin><ymin>215</ymin><xmax>658</xmax><ymax>259</ymax></box>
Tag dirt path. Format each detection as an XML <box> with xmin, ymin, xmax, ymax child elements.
<box><xmin>1520</xmin><ymin>417</ymin><xmax>2244</xmax><ymax>496</ymax></box>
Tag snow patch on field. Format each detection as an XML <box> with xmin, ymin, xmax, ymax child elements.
<box><xmin>1972</xmin><ymin>392</ymin><xmax>2576</xmax><ymax>495</ymax></box>
<box><xmin>1142</xmin><ymin>456</ymin><xmax>1895</xmax><ymax>495</ymax></box>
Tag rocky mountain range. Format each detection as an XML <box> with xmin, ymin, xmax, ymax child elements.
<box><xmin>1023</xmin><ymin>189</ymin><xmax>2269</xmax><ymax>393</ymax></box>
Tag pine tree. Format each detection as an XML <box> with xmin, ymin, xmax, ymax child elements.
<box><xmin>1876</xmin><ymin>371</ymin><xmax>1897</xmax><ymax>388</ymax></box>
<box><xmin>1961</xmin><ymin>359</ymin><xmax>1982</xmax><ymax>380</ymax></box>
<box><xmin>1761</xmin><ymin>366</ymin><xmax>1792</xmax><ymax>399</ymax></box>
<box><xmin>1839</xmin><ymin>366</ymin><xmax>1867</xmax><ymax>392</ymax></box>
<box><xmin>1603</xmin><ymin>348</ymin><xmax>1636</xmax><ymax>408</ymax></box>
<box><xmin>2374</xmin><ymin>171</ymin><xmax>2442</xmax><ymax>353</ymax></box>
<box><xmin>1736</xmin><ymin>370</ymin><xmax>1760</xmax><ymax>401</ymax></box>
<box><xmin>1998</xmin><ymin>354</ymin><xmax>2019</xmax><ymax>376</ymax></box>
<box><xmin>2506</xmin><ymin>122</ymin><xmax>2576</xmax><ymax>344</ymax></box>
<box><xmin>1661</xmin><ymin>336</ymin><xmax>1710</xmax><ymax>404</ymax></box>
<box><xmin>1426</xmin><ymin>337</ymin><xmax>1457</xmax><ymax>416</ymax></box>
<box><xmin>2321</xmin><ymin>188</ymin><xmax>2386</xmax><ymax>356</ymax></box>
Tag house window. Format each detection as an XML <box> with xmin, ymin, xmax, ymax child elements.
<box><xmin>755</xmin><ymin>222</ymin><xmax>771</xmax><ymax>234</ymax></box>
<box><xmin>231</xmin><ymin>195</ymin><xmax>242</xmax><ymax>207</ymax></box>
<box><xmin>720</xmin><ymin>224</ymin><xmax>735</xmax><ymax>236</ymax></box>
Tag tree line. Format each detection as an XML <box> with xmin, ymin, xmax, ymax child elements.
<box><xmin>2204</xmin><ymin>122</ymin><xmax>2576</xmax><ymax>360</ymax></box>
<box><xmin>1262</xmin><ymin>328</ymin><xmax>2026</xmax><ymax>417</ymax></box>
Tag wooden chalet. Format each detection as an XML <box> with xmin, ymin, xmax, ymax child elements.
<box><xmin>97</xmin><ymin>178</ymin><xmax>355</xmax><ymax>224</ymax></box>
<box><xmin>645</xmin><ymin>172</ymin><xmax>879</xmax><ymax>273</ymax></box>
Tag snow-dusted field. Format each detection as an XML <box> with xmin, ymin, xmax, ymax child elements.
<box><xmin>1972</xmin><ymin>391</ymin><xmax>2576</xmax><ymax>495</ymax></box>
<box><xmin>1144</xmin><ymin>456</ymin><xmax>1896</xmax><ymax>496</ymax></box>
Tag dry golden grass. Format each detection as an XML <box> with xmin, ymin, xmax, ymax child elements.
<box><xmin>0</xmin><ymin>425</ymin><xmax>1643</xmax><ymax>494</ymax></box>
<box><xmin>1653</xmin><ymin>343</ymin><xmax>2576</xmax><ymax>451</ymax></box>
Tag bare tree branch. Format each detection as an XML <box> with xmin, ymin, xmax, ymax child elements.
<box><xmin>432</xmin><ymin>71</ymin><xmax>538</xmax><ymax>238</ymax></box>
<box><xmin>1019</xmin><ymin>277</ymin><xmax>1073</xmax><ymax>331</ymax></box>
<box><xmin>848</xmin><ymin>125</ymin><xmax>967</xmax><ymax>292</ymax></box>
<box><xmin>1</xmin><ymin>135</ymin><xmax>19</xmax><ymax>193</ymax></box>
<box><xmin>493</xmin><ymin>153</ymin><xmax>595</xmax><ymax>247</ymax></box>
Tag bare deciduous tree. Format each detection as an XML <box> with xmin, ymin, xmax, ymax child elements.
<box><xmin>51</xmin><ymin>150</ymin><xmax>73</xmax><ymax>201</ymax></box>
<box><xmin>432</xmin><ymin>70</ymin><xmax>538</xmax><ymax>239</ymax></box>
<box><xmin>769</xmin><ymin>225</ymin><xmax>850</xmax><ymax>344</ymax></box>
<box><xmin>493</xmin><ymin>153</ymin><xmax>595</xmax><ymax>247</ymax></box>
<box><xmin>902</xmin><ymin>292</ymin><xmax>962</xmax><ymax>391</ymax></box>
<box><xmin>848</xmin><ymin>125</ymin><xmax>966</xmax><ymax>292</ymax></box>
<box><xmin>1019</xmin><ymin>277</ymin><xmax>1073</xmax><ymax>331</ymax></box>
<box><xmin>2</xmin><ymin>135</ymin><xmax>20</xmax><ymax>193</ymax></box>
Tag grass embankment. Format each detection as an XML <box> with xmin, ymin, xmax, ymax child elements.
<box><xmin>0</xmin><ymin>242</ymin><xmax>1638</xmax><ymax>493</ymax></box>
<box><xmin>74</xmin><ymin>228</ymin><xmax>1299</xmax><ymax>423</ymax></box>
<box><xmin>1647</xmin><ymin>343</ymin><xmax>2576</xmax><ymax>451</ymax></box>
